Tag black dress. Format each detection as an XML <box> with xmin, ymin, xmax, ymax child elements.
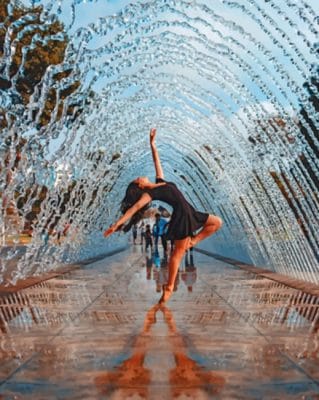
<box><xmin>145</xmin><ymin>178</ymin><xmax>209</xmax><ymax>240</ymax></box>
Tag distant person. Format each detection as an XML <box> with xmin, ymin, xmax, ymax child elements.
<box><xmin>163</xmin><ymin>220</ymin><xmax>174</xmax><ymax>253</ymax></box>
<box><xmin>152</xmin><ymin>213</ymin><xmax>168</xmax><ymax>253</ymax></box>
<box><xmin>132</xmin><ymin>224</ymin><xmax>138</xmax><ymax>244</ymax></box>
<box><xmin>104</xmin><ymin>128</ymin><xmax>222</xmax><ymax>304</ymax></box>
<box><xmin>139</xmin><ymin>221</ymin><xmax>145</xmax><ymax>246</ymax></box>
<box><xmin>145</xmin><ymin>224</ymin><xmax>153</xmax><ymax>251</ymax></box>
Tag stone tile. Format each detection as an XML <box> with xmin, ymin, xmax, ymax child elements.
<box><xmin>0</xmin><ymin>247</ymin><xmax>319</xmax><ymax>399</ymax></box>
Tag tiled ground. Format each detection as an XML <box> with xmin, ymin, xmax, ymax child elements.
<box><xmin>0</xmin><ymin>246</ymin><xmax>318</xmax><ymax>399</ymax></box>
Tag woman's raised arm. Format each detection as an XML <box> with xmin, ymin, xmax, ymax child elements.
<box><xmin>150</xmin><ymin>128</ymin><xmax>164</xmax><ymax>180</ymax></box>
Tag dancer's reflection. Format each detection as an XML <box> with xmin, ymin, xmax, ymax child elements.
<box><xmin>160</xmin><ymin>305</ymin><xmax>225</xmax><ymax>397</ymax></box>
<box><xmin>181</xmin><ymin>248</ymin><xmax>197</xmax><ymax>292</ymax></box>
<box><xmin>94</xmin><ymin>305</ymin><xmax>225</xmax><ymax>398</ymax></box>
<box><xmin>94</xmin><ymin>305</ymin><xmax>158</xmax><ymax>397</ymax></box>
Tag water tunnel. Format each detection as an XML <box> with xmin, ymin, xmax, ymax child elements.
<box><xmin>0</xmin><ymin>0</ymin><xmax>318</xmax><ymax>284</ymax></box>
<box><xmin>1</xmin><ymin>1</ymin><xmax>319</xmax><ymax>398</ymax></box>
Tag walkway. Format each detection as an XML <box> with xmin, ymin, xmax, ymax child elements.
<box><xmin>0</xmin><ymin>246</ymin><xmax>318</xmax><ymax>399</ymax></box>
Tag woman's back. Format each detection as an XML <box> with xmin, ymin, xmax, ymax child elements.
<box><xmin>145</xmin><ymin>179</ymin><xmax>188</xmax><ymax>208</ymax></box>
<box><xmin>144</xmin><ymin>179</ymin><xmax>208</xmax><ymax>241</ymax></box>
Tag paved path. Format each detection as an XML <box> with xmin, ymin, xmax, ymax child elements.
<box><xmin>0</xmin><ymin>246</ymin><xmax>318</xmax><ymax>399</ymax></box>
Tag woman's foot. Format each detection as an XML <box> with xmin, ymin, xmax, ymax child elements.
<box><xmin>158</xmin><ymin>285</ymin><xmax>173</xmax><ymax>304</ymax></box>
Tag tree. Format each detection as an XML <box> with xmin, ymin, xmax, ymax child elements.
<box><xmin>0</xmin><ymin>0</ymin><xmax>81</xmax><ymax>129</ymax></box>
<box><xmin>0</xmin><ymin>1</ymin><xmax>86</xmax><ymax>238</ymax></box>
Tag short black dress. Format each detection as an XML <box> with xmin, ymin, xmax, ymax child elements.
<box><xmin>145</xmin><ymin>178</ymin><xmax>209</xmax><ymax>240</ymax></box>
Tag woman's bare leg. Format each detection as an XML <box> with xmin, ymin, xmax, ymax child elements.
<box><xmin>158</xmin><ymin>215</ymin><xmax>222</xmax><ymax>303</ymax></box>
<box><xmin>159</xmin><ymin>238</ymin><xmax>189</xmax><ymax>303</ymax></box>
<box><xmin>189</xmin><ymin>215</ymin><xmax>222</xmax><ymax>249</ymax></box>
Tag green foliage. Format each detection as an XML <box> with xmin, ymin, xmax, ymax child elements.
<box><xmin>0</xmin><ymin>0</ymin><xmax>81</xmax><ymax>127</ymax></box>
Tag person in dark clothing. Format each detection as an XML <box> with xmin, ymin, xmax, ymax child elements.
<box><xmin>139</xmin><ymin>221</ymin><xmax>145</xmax><ymax>245</ymax></box>
<box><xmin>145</xmin><ymin>224</ymin><xmax>153</xmax><ymax>251</ymax></box>
<box><xmin>152</xmin><ymin>213</ymin><xmax>168</xmax><ymax>253</ymax></box>
<box><xmin>132</xmin><ymin>224</ymin><xmax>138</xmax><ymax>244</ymax></box>
<box><xmin>104</xmin><ymin>128</ymin><xmax>222</xmax><ymax>303</ymax></box>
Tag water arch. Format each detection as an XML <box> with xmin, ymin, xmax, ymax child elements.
<box><xmin>0</xmin><ymin>0</ymin><xmax>318</xmax><ymax>284</ymax></box>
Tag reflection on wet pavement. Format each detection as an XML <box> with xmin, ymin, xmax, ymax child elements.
<box><xmin>0</xmin><ymin>247</ymin><xmax>318</xmax><ymax>399</ymax></box>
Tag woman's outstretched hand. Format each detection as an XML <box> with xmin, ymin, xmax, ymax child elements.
<box><xmin>103</xmin><ymin>224</ymin><xmax>118</xmax><ymax>238</ymax></box>
<box><xmin>150</xmin><ymin>128</ymin><xmax>156</xmax><ymax>144</ymax></box>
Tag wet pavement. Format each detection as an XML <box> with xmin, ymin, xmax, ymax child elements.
<box><xmin>0</xmin><ymin>246</ymin><xmax>318</xmax><ymax>399</ymax></box>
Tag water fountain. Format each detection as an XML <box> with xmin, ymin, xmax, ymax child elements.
<box><xmin>0</xmin><ymin>0</ymin><xmax>318</xmax><ymax>284</ymax></box>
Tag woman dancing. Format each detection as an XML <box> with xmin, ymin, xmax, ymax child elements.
<box><xmin>104</xmin><ymin>128</ymin><xmax>222</xmax><ymax>303</ymax></box>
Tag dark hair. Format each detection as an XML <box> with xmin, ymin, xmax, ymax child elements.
<box><xmin>120</xmin><ymin>181</ymin><xmax>151</xmax><ymax>232</ymax></box>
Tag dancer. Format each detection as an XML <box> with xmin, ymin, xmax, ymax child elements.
<box><xmin>104</xmin><ymin>128</ymin><xmax>222</xmax><ymax>303</ymax></box>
